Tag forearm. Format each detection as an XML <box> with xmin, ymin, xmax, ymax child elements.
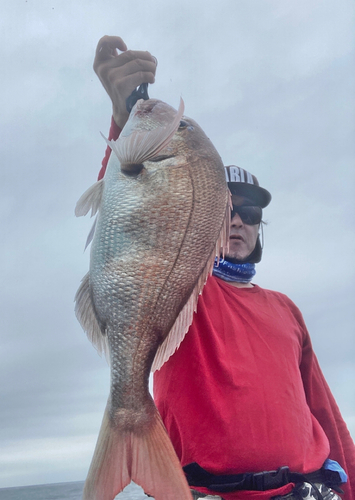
<box><xmin>93</xmin><ymin>35</ymin><xmax>157</xmax><ymax>179</ymax></box>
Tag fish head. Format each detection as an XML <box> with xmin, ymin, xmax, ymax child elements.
<box><xmin>121</xmin><ymin>99</ymin><xmax>180</xmax><ymax>136</ymax></box>
<box><xmin>116</xmin><ymin>98</ymin><xmax>222</xmax><ymax>175</ymax></box>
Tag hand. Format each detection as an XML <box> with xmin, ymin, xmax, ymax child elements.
<box><xmin>93</xmin><ymin>36</ymin><xmax>157</xmax><ymax>129</ymax></box>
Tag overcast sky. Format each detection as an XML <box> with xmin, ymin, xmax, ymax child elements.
<box><xmin>0</xmin><ymin>0</ymin><xmax>354</xmax><ymax>490</ymax></box>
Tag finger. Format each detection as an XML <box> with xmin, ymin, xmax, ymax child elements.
<box><xmin>96</xmin><ymin>56</ymin><xmax>157</xmax><ymax>89</ymax></box>
<box><xmin>95</xmin><ymin>35</ymin><xmax>127</xmax><ymax>61</ymax></box>
<box><xmin>106</xmin><ymin>58</ymin><xmax>157</xmax><ymax>77</ymax></box>
<box><xmin>110</xmin><ymin>49</ymin><xmax>157</xmax><ymax>67</ymax></box>
<box><xmin>114</xmin><ymin>72</ymin><xmax>156</xmax><ymax>98</ymax></box>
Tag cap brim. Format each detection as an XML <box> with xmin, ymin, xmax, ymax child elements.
<box><xmin>228</xmin><ymin>183</ymin><xmax>271</xmax><ymax>208</ymax></box>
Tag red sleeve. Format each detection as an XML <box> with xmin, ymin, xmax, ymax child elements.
<box><xmin>300</xmin><ymin>326</ymin><xmax>355</xmax><ymax>499</ymax></box>
<box><xmin>97</xmin><ymin>117</ymin><xmax>122</xmax><ymax>180</ymax></box>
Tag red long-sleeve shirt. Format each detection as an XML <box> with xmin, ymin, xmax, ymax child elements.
<box><xmin>100</xmin><ymin>120</ymin><xmax>355</xmax><ymax>499</ymax></box>
<box><xmin>97</xmin><ymin>117</ymin><xmax>121</xmax><ymax>180</ymax></box>
<box><xmin>154</xmin><ymin>277</ymin><xmax>355</xmax><ymax>499</ymax></box>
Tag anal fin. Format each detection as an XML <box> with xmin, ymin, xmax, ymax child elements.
<box><xmin>74</xmin><ymin>273</ymin><xmax>109</xmax><ymax>360</ymax></box>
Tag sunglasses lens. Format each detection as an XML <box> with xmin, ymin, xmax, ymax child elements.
<box><xmin>231</xmin><ymin>206</ymin><xmax>262</xmax><ymax>225</ymax></box>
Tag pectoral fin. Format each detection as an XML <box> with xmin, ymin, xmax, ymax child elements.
<box><xmin>75</xmin><ymin>179</ymin><xmax>104</xmax><ymax>217</ymax></box>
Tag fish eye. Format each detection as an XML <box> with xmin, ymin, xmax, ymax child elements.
<box><xmin>179</xmin><ymin>120</ymin><xmax>188</xmax><ymax>129</ymax></box>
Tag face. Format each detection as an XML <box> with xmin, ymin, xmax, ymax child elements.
<box><xmin>225</xmin><ymin>195</ymin><xmax>260</xmax><ymax>262</ymax></box>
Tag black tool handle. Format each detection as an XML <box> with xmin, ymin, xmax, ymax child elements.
<box><xmin>126</xmin><ymin>83</ymin><xmax>149</xmax><ymax>113</ymax></box>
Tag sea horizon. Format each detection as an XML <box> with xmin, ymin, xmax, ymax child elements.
<box><xmin>1</xmin><ymin>480</ymin><xmax>84</xmax><ymax>490</ymax></box>
<box><xmin>0</xmin><ymin>480</ymin><xmax>149</xmax><ymax>500</ymax></box>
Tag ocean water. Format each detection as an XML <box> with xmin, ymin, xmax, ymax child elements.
<box><xmin>0</xmin><ymin>481</ymin><xmax>150</xmax><ymax>500</ymax></box>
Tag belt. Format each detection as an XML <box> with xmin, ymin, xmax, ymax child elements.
<box><xmin>192</xmin><ymin>483</ymin><xmax>342</xmax><ymax>500</ymax></box>
<box><xmin>183</xmin><ymin>463</ymin><xmax>344</xmax><ymax>494</ymax></box>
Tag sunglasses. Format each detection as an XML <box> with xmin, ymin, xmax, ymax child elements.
<box><xmin>231</xmin><ymin>205</ymin><xmax>262</xmax><ymax>225</ymax></box>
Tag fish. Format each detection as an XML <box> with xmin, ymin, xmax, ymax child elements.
<box><xmin>75</xmin><ymin>97</ymin><xmax>230</xmax><ymax>500</ymax></box>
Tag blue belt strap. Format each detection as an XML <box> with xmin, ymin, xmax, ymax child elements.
<box><xmin>183</xmin><ymin>460</ymin><xmax>347</xmax><ymax>494</ymax></box>
<box><xmin>323</xmin><ymin>458</ymin><xmax>347</xmax><ymax>483</ymax></box>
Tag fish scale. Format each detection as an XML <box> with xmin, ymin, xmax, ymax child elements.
<box><xmin>75</xmin><ymin>98</ymin><xmax>230</xmax><ymax>500</ymax></box>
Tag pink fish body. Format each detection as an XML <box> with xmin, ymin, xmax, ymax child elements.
<box><xmin>75</xmin><ymin>98</ymin><xmax>230</xmax><ymax>500</ymax></box>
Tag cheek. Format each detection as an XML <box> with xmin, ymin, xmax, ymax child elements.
<box><xmin>247</xmin><ymin>226</ymin><xmax>259</xmax><ymax>246</ymax></box>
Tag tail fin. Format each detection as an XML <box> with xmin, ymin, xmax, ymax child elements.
<box><xmin>83</xmin><ymin>405</ymin><xmax>192</xmax><ymax>500</ymax></box>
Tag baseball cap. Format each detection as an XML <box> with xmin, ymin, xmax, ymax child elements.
<box><xmin>225</xmin><ymin>165</ymin><xmax>271</xmax><ymax>208</ymax></box>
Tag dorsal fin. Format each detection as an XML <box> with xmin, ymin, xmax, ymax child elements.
<box><xmin>151</xmin><ymin>195</ymin><xmax>231</xmax><ymax>372</ymax></box>
<box><xmin>75</xmin><ymin>179</ymin><xmax>104</xmax><ymax>217</ymax></box>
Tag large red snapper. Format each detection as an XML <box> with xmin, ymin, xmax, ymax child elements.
<box><xmin>75</xmin><ymin>98</ymin><xmax>230</xmax><ymax>500</ymax></box>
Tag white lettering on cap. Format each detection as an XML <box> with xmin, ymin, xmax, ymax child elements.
<box><xmin>229</xmin><ymin>166</ymin><xmax>241</xmax><ymax>182</ymax></box>
<box><xmin>225</xmin><ymin>166</ymin><xmax>255</xmax><ymax>185</ymax></box>
<box><xmin>246</xmin><ymin>171</ymin><xmax>254</xmax><ymax>184</ymax></box>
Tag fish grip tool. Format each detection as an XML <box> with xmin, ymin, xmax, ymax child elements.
<box><xmin>126</xmin><ymin>83</ymin><xmax>150</xmax><ymax>113</ymax></box>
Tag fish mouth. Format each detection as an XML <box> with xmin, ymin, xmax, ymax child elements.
<box><xmin>149</xmin><ymin>154</ymin><xmax>175</xmax><ymax>163</ymax></box>
<box><xmin>134</xmin><ymin>99</ymin><xmax>158</xmax><ymax>114</ymax></box>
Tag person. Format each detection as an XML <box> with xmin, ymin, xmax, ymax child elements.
<box><xmin>92</xmin><ymin>36</ymin><xmax>355</xmax><ymax>500</ymax></box>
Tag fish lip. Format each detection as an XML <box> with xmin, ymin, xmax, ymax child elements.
<box><xmin>134</xmin><ymin>99</ymin><xmax>158</xmax><ymax>114</ymax></box>
<box><xmin>149</xmin><ymin>154</ymin><xmax>175</xmax><ymax>163</ymax></box>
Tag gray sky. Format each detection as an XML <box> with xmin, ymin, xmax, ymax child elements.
<box><xmin>0</xmin><ymin>0</ymin><xmax>354</xmax><ymax>489</ymax></box>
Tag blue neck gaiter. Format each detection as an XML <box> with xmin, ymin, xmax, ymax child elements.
<box><xmin>212</xmin><ymin>258</ymin><xmax>256</xmax><ymax>283</ymax></box>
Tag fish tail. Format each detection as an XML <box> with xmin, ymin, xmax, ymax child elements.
<box><xmin>131</xmin><ymin>408</ymin><xmax>192</xmax><ymax>500</ymax></box>
<box><xmin>82</xmin><ymin>405</ymin><xmax>192</xmax><ymax>500</ymax></box>
<box><xmin>82</xmin><ymin>407</ymin><xmax>130</xmax><ymax>500</ymax></box>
